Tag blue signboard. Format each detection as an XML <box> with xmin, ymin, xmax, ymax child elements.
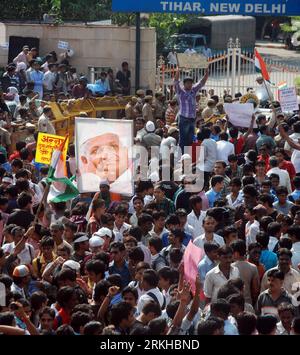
<box><xmin>112</xmin><ymin>0</ymin><xmax>300</xmax><ymax>16</ymax></box>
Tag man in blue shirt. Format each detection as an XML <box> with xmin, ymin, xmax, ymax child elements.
<box><xmin>198</xmin><ymin>242</ymin><xmax>219</xmax><ymax>284</ymax></box>
<box><xmin>206</xmin><ymin>175</ymin><xmax>224</xmax><ymax>208</ymax></box>
<box><xmin>289</xmin><ymin>176</ymin><xmax>300</xmax><ymax>203</ymax></box>
<box><xmin>161</xmin><ymin>214</ymin><xmax>192</xmax><ymax>247</ymax></box>
<box><xmin>256</xmin><ymin>232</ymin><xmax>278</xmax><ymax>271</ymax></box>
<box><xmin>108</xmin><ymin>242</ymin><xmax>132</xmax><ymax>288</ymax></box>
<box><xmin>29</xmin><ymin>60</ymin><xmax>44</xmax><ymax>99</ymax></box>
<box><xmin>88</xmin><ymin>71</ymin><xmax>111</xmax><ymax>96</ymax></box>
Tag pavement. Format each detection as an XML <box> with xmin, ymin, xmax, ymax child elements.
<box><xmin>256</xmin><ymin>40</ymin><xmax>286</xmax><ymax>49</ymax></box>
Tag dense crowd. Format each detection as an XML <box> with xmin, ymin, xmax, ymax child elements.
<box><xmin>1</xmin><ymin>44</ymin><xmax>300</xmax><ymax>336</ymax></box>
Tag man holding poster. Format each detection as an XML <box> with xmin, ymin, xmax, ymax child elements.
<box><xmin>75</xmin><ymin>118</ymin><xmax>134</xmax><ymax>195</ymax></box>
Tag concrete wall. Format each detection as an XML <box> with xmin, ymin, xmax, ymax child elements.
<box><xmin>0</xmin><ymin>22</ymin><xmax>157</xmax><ymax>91</ymax></box>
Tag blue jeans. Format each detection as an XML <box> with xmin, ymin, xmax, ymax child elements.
<box><xmin>179</xmin><ymin>115</ymin><xmax>195</xmax><ymax>153</ymax></box>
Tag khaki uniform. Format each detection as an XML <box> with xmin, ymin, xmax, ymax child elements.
<box><xmin>153</xmin><ymin>99</ymin><xmax>164</xmax><ymax>119</ymax></box>
<box><xmin>142</xmin><ymin>103</ymin><xmax>154</xmax><ymax>122</ymax></box>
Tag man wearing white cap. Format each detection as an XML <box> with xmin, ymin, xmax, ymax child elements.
<box><xmin>89</xmin><ymin>234</ymin><xmax>105</xmax><ymax>254</ymax></box>
<box><xmin>77</xmin><ymin>120</ymin><xmax>133</xmax><ymax>196</ymax></box>
<box><xmin>71</xmin><ymin>233</ymin><xmax>90</xmax><ymax>264</ymax></box>
<box><xmin>141</xmin><ymin>121</ymin><xmax>162</xmax><ymax>149</ymax></box>
<box><xmin>93</xmin><ymin>227</ymin><xmax>113</xmax><ymax>252</ymax></box>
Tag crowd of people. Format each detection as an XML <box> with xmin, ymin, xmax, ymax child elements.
<box><xmin>1</xmin><ymin>44</ymin><xmax>300</xmax><ymax>337</ymax></box>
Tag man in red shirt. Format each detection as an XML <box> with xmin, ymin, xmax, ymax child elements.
<box><xmin>257</xmin><ymin>144</ymin><xmax>270</xmax><ymax>172</ymax></box>
<box><xmin>275</xmin><ymin>147</ymin><xmax>296</xmax><ymax>182</ymax></box>
<box><xmin>229</xmin><ymin>115</ymin><xmax>255</xmax><ymax>155</ymax></box>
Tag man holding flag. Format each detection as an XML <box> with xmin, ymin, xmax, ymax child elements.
<box><xmin>46</xmin><ymin>135</ymin><xmax>79</xmax><ymax>205</ymax></box>
<box><xmin>255</xmin><ymin>49</ymin><xmax>274</xmax><ymax>106</ymax></box>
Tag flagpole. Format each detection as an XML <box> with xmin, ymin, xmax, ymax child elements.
<box><xmin>33</xmin><ymin>183</ymin><xmax>51</xmax><ymax>225</ymax></box>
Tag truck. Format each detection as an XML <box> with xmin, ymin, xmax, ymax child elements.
<box><xmin>163</xmin><ymin>15</ymin><xmax>256</xmax><ymax>56</ymax></box>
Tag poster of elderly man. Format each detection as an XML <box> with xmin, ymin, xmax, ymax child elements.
<box><xmin>75</xmin><ymin>117</ymin><xmax>134</xmax><ymax>195</ymax></box>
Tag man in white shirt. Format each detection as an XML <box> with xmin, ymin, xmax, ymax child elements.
<box><xmin>216</xmin><ymin>132</ymin><xmax>235</xmax><ymax>164</ymax></box>
<box><xmin>267</xmin><ymin>156</ymin><xmax>292</xmax><ymax>194</ymax></box>
<box><xmin>284</xmin><ymin>121</ymin><xmax>300</xmax><ymax>154</ymax></box>
<box><xmin>187</xmin><ymin>195</ymin><xmax>207</xmax><ymax>237</ymax></box>
<box><xmin>137</xmin><ymin>269</ymin><xmax>165</xmax><ymax>314</ymax></box>
<box><xmin>43</xmin><ymin>63</ymin><xmax>57</xmax><ymax>92</ymax></box>
<box><xmin>3</xmin><ymin>226</ymin><xmax>35</xmax><ymax>265</ymax></box>
<box><xmin>202</xmin><ymin>45</ymin><xmax>212</xmax><ymax>58</ymax></box>
<box><xmin>204</xmin><ymin>246</ymin><xmax>240</xmax><ymax>303</ymax></box>
<box><xmin>194</xmin><ymin>216</ymin><xmax>225</xmax><ymax>250</ymax></box>
<box><xmin>160</xmin><ymin>127</ymin><xmax>180</xmax><ymax>163</ymax></box>
<box><xmin>288</xmin><ymin>225</ymin><xmax>300</xmax><ymax>271</ymax></box>
<box><xmin>184</xmin><ymin>46</ymin><xmax>196</xmax><ymax>55</ymax></box>
<box><xmin>37</xmin><ymin>106</ymin><xmax>56</xmax><ymax>135</ymax></box>
<box><xmin>167</xmin><ymin>50</ymin><xmax>178</xmax><ymax>65</ymax></box>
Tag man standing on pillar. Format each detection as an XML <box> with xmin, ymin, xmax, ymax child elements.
<box><xmin>174</xmin><ymin>67</ymin><xmax>209</xmax><ymax>153</ymax></box>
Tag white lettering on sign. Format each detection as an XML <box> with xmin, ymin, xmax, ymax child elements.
<box><xmin>160</xmin><ymin>2</ymin><xmax>286</xmax><ymax>15</ymax></box>
<box><xmin>161</xmin><ymin>1</ymin><xmax>168</xmax><ymax>11</ymax></box>
<box><xmin>193</xmin><ymin>2</ymin><xmax>201</xmax><ymax>11</ymax></box>
<box><xmin>245</xmin><ymin>4</ymin><xmax>253</xmax><ymax>13</ymax></box>
<box><xmin>210</xmin><ymin>3</ymin><xmax>241</xmax><ymax>13</ymax></box>
<box><xmin>173</xmin><ymin>2</ymin><xmax>183</xmax><ymax>11</ymax></box>
<box><xmin>183</xmin><ymin>2</ymin><xmax>192</xmax><ymax>11</ymax></box>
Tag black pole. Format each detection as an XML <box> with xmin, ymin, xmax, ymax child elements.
<box><xmin>135</xmin><ymin>12</ymin><xmax>141</xmax><ymax>91</ymax></box>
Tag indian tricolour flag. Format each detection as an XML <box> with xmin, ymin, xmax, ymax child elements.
<box><xmin>46</xmin><ymin>136</ymin><xmax>79</xmax><ymax>203</ymax></box>
<box><xmin>278</xmin><ymin>81</ymin><xmax>288</xmax><ymax>90</ymax></box>
<box><xmin>255</xmin><ymin>48</ymin><xmax>271</xmax><ymax>82</ymax></box>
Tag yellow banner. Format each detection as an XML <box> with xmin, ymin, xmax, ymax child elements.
<box><xmin>35</xmin><ymin>133</ymin><xmax>69</xmax><ymax>165</ymax></box>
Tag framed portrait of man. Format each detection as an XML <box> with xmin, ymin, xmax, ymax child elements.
<box><xmin>75</xmin><ymin>117</ymin><xmax>134</xmax><ymax>195</ymax></box>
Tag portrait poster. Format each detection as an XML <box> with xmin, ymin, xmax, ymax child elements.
<box><xmin>75</xmin><ymin>118</ymin><xmax>134</xmax><ymax>196</ymax></box>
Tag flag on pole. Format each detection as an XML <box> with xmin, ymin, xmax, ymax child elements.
<box><xmin>277</xmin><ymin>81</ymin><xmax>288</xmax><ymax>90</ymax></box>
<box><xmin>254</xmin><ymin>48</ymin><xmax>271</xmax><ymax>82</ymax></box>
<box><xmin>46</xmin><ymin>136</ymin><xmax>79</xmax><ymax>203</ymax></box>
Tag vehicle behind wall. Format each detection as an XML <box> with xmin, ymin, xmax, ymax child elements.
<box><xmin>163</xmin><ymin>15</ymin><xmax>256</xmax><ymax>57</ymax></box>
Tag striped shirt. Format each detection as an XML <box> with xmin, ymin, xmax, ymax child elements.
<box><xmin>174</xmin><ymin>78</ymin><xmax>206</xmax><ymax>119</ymax></box>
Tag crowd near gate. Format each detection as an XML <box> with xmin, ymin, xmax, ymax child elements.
<box><xmin>156</xmin><ymin>38</ymin><xmax>300</xmax><ymax>100</ymax></box>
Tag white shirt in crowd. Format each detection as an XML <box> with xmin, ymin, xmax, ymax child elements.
<box><xmin>291</xmin><ymin>242</ymin><xmax>300</xmax><ymax>271</ymax></box>
<box><xmin>37</xmin><ymin>114</ymin><xmax>56</xmax><ymax>135</ymax></box>
<box><xmin>245</xmin><ymin>220</ymin><xmax>260</xmax><ymax>248</ymax></box>
<box><xmin>204</xmin><ymin>264</ymin><xmax>240</xmax><ymax>302</ymax></box>
<box><xmin>113</xmin><ymin>222</ymin><xmax>131</xmax><ymax>242</ymax></box>
<box><xmin>198</xmin><ymin>138</ymin><xmax>217</xmax><ymax>173</ymax></box>
<box><xmin>216</xmin><ymin>140</ymin><xmax>235</xmax><ymax>164</ymax></box>
<box><xmin>3</xmin><ymin>242</ymin><xmax>35</xmax><ymax>265</ymax></box>
<box><xmin>167</xmin><ymin>51</ymin><xmax>177</xmax><ymax>65</ymax></box>
<box><xmin>187</xmin><ymin>210</ymin><xmax>207</xmax><ymax>238</ymax></box>
<box><xmin>194</xmin><ymin>233</ymin><xmax>225</xmax><ymax>250</ymax></box>
<box><xmin>226</xmin><ymin>192</ymin><xmax>244</xmax><ymax>209</ymax></box>
<box><xmin>184</xmin><ymin>48</ymin><xmax>196</xmax><ymax>55</ymax></box>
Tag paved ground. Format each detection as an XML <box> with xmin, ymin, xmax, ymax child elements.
<box><xmin>256</xmin><ymin>41</ymin><xmax>300</xmax><ymax>67</ymax></box>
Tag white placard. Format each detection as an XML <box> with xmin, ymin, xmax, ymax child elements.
<box><xmin>58</xmin><ymin>40</ymin><xmax>69</xmax><ymax>50</ymax></box>
<box><xmin>279</xmin><ymin>87</ymin><xmax>299</xmax><ymax>112</ymax></box>
<box><xmin>224</xmin><ymin>103</ymin><xmax>256</xmax><ymax>128</ymax></box>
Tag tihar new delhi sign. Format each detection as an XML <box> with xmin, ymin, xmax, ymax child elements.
<box><xmin>112</xmin><ymin>0</ymin><xmax>300</xmax><ymax>16</ymax></box>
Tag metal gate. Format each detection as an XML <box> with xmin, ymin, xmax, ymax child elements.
<box><xmin>156</xmin><ymin>38</ymin><xmax>300</xmax><ymax>99</ymax></box>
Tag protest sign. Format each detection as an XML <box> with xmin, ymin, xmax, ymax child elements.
<box><xmin>183</xmin><ymin>241</ymin><xmax>204</xmax><ymax>294</ymax></box>
<box><xmin>35</xmin><ymin>133</ymin><xmax>69</xmax><ymax>165</ymax></box>
<box><xmin>176</xmin><ymin>53</ymin><xmax>208</xmax><ymax>69</ymax></box>
<box><xmin>278</xmin><ymin>87</ymin><xmax>299</xmax><ymax>112</ymax></box>
<box><xmin>224</xmin><ymin>103</ymin><xmax>257</xmax><ymax>128</ymax></box>
<box><xmin>58</xmin><ymin>40</ymin><xmax>69</xmax><ymax>50</ymax></box>
<box><xmin>75</xmin><ymin>118</ymin><xmax>134</xmax><ymax>196</ymax></box>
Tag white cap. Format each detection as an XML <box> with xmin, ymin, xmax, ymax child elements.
<box><xmin>180</xmin><ymin>154</ymin><xmax>192</xmax><ymax>162</ymax></box>
<box><xmin>62</xmin><ymin>260</ymin><xmax>81</xmax><ymax>272</ymax></box>
<box><xmin>73</xmin><ymin>234</ymin><xmax>89</xmax><ymax>243</ymax></box>
<box><xmin>145</xmin><ymin>121</ymin><xmax>155</xmax><ymax>133</ymax></box>
<box><xmin>2</xmin><ymin>177</ymin><xmax>13</xmax><ymax>184</ymax></box>
<box><xmin>89</xmin><ymin>236</ymin><xmax>105</xmax><ymax>248</ymax></box>
<box><xmin>94</xmin><ymin>227</ymin><xmax>113</xmax><ymax>239</ymax></box>
<box><xmin>76</xmin><ymin>117</ymin><xmax>133</xmax><ymax>148</ymax></box>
